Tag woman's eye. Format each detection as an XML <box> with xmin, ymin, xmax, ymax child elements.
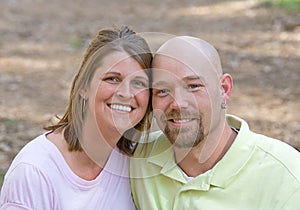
<box><xmin>132</xmin><ymin>80</ymin><xmax>148</xmax><ymax>88</ymax></box>
<box><xmin>104</xmin><ymin>77</ymin><xmax>120</xmax><ymax>83</ymax></box>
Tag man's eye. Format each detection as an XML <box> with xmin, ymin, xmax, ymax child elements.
<box><xmin>186</xmin><ymin>84</ymin><xmax>202</xmax><ymax>90</ymax></box>
<box><xmin>154</xmin><ymin>88</ymin><xmax>170</xmax><ymax>96</ymax></box>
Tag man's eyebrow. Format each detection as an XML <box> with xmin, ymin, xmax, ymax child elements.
<box><xmin>153</xmin><ymin>75</ymin><xmax>203</xmax><ymax>87</ymax></box>
<box><xmin>152</xmin><ymin>81</ymin><xmax>168</xmax><ymax>87</ymax></box>
<box><xmin>182</xmin><ymin>75</ymin><xmax>202</xmax><ymax>81</ymax></box>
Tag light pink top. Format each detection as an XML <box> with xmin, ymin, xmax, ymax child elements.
<box><xmin>0</xmin><ymin>133</ymin><xmax>135</xmax><ymax>210</ymax></box>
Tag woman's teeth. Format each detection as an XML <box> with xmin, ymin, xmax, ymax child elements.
<box><xmin>110</xmin><ymin>104</ymin><xmax>132</xmax><ymax>112</ymax></box>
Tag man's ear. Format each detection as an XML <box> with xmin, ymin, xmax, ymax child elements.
<box><xmin>220</xmin><ymin>73</ymin><xmax>233</xmax><ymax>101</ymax></box>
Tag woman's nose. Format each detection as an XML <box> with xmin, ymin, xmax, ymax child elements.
<box><xmin>116</xmin><ymin>81</ymin><xmax>134</xmax><ymax>99</ymax></box>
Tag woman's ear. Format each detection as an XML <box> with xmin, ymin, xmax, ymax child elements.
<box><xmin>220</xmin><ymin>73</ymin><xmax>233</xmax><ymax>101</ymax></box>
<box><xmin>80</xmin><ymin>88</ymin><xmax>89</xmax><ymax>100</ymax></box>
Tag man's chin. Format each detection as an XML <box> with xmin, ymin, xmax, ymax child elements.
<box><xmin>173</xmin><ymin>139</ymin><xmax>199</xmax><ymax>149</ymax></box>
<box><xmin>164</xmin><ymin>127</ymin><xmax>203</xmax><ymax>149</ymax></box>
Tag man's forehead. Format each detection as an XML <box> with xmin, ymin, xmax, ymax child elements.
<box><xmin>153</xmin><ymin>36</ymin><xmax>222</xmax><ymax>77</ymax></box>
<box><xmin>152</xmin><ymin>66</ymin><xmax>206</xmax><ymax>87</ymax></box>
<box><xmin>152</xmin><ymin>54</ymin><xmax>215</xmax><ymax>80</ymax></box>
<box><xmin>152</xmin><ymin>61</ymin><xmax>202</xmax><ymax>77</ymax></box>
<box><xmin>155</xmin><ymin>36</ymin><xmax>216</xmax><ymax>61</ymax></box>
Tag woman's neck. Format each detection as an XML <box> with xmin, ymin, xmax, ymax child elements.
<box><xmin>46</xmin><ymin>130</ymin><xmax>117</xmax><ymax>181</ymax></box>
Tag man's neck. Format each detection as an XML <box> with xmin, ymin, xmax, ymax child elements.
<box><xmin>174</xmin><ymin>124</ymin><xmax>236</xmax><ymax>177</ymax></box>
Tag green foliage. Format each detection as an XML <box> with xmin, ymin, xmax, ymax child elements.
<box><xmin>262</xmin><ymin>0</ymin><xmax>300</xmax><ymax>11</ymax></box>
<box><xmin>0</xmin><ymin>170</ymin><xmax>5</xmax><ymax>189</ymax></box>
<box><xmin>0</xmin><ymin>118</ymin><xmax>19</xmax><ymax>125</ymax></box>
<box><xmin>68</xmin><ymin>37</ymin><xmax>85</xmax><ymax>49</ymax></box>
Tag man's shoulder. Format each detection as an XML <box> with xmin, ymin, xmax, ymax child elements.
<box><xmin>227</xmin><ymin>114</ymin><xmax>300</xmax><ymax>182</ymax></box>
<box><xmin>148</xmin><ymin>130</ymin><xmax>166</xmax><ymax>141</ymax></box>
<box><xmin>254</xmin><ymin>133</ymin><xmax>300</xmax><ymax>181</ymax></box>
<box><xmin>134</xmin><ymin>130</ymin><xmax>170</xmax><ymax>158</ymax></box>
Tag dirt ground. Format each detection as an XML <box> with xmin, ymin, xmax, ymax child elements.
<box><xmin>0</xmin><ymin>0</ymin><xmax>299</xmax><ymax>172</ymax></box>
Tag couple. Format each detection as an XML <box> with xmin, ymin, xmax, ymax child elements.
<box><xmin>1</xmin><ymin>26</ymin><xmax>300</xmax><ymax>209</ymax></box>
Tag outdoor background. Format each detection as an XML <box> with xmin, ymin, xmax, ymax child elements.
<box><xmin>0</xmin><ymin>0</ymin><xmax>299</xmax><ymax>187</ymax></box>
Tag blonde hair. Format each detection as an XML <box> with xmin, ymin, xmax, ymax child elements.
<box><xmin>44</xmin><ymin>26</ymin><xmax>153</xmax><ymax>155</ymax></box>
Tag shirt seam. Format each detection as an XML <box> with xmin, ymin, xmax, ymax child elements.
<box><xmin>255</xmin><ymin>144</ymin><xmax>300</xmax><ymax>185</ymax></box>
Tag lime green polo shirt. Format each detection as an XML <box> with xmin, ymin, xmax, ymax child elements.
<box><xmin>130</xmin><ymin>115</ymin><xmax>300</xmax><ymax>210</ymax></box>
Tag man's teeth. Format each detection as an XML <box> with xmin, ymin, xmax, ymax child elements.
<box><xmin>110</xmin><ymin>104</ymin><xmax>132</xmax><ymax>112</ymax></box>
<box><xmin>173</xmin><ymin>119</ymin><xmax>192</xmax><ymax>123</ymax></box>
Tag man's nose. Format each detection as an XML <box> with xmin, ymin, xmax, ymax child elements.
<box><xmin>170</xmin><ymin>88</ymin><xmax>189</xmax><ymax>110</ymax></box>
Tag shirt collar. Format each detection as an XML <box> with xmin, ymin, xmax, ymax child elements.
<box><xmin>147</xmin><ymin>115</ymin><xmax>257</xmax><ymax>188</ymax></box>
<box><xmin>147</xmin><ymin>132</ymin><xmax>187</xmax><ymax>183</ymax></box>
<box><xmin>210</xmin><ymin>115</ymin><xmax>256</xmax><ymax>188</ymax></box>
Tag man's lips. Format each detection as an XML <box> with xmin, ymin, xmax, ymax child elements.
<box><xmin>169</xmin><ymin>118</ymin><xmax>193</xmax><ymax>123</ymax></box>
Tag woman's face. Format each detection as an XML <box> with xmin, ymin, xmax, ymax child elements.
<box><xmin>84</xmin><ymin>51</ymin><xmax>150</xmax><ymax>143</ymax></box>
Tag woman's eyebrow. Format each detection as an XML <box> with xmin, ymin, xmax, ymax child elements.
<box><xmin>103</xmin><ymin>71</ymin><xmax>121</xmax><ymax>76</ymax></box>
<box><xmin>134</xmin><ymin>75</ymin><xmax>149</xmax><ymax>80</ymax></box>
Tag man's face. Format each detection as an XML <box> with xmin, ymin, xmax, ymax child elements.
<box><xmin>152</xmin><ymin>55</ymin><xmax>223</xmax><ymax>148</ymax></box>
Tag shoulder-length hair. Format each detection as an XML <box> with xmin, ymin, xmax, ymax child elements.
<box><xmin>44</xmin><ymin>25</ymin><xmax>153</xmax><ymax>155</ymax></box>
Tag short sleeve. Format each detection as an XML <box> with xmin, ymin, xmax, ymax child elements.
<box><xmin>282</xmin><ymin>186</ymin><xmax>300</xmax><ymax>210</ymax></box>
<box><xmin>0</xmin><ymin>163</ymin><xmax>55</xmax><ymax>210</ymax></box>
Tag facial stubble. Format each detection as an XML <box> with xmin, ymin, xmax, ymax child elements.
<box><xmin>162</xmin><ymin>112</ymin><xmax>206</xmax><ymax>148</ymax></box>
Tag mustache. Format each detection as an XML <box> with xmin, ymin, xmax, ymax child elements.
<box><xmin>165</xmin><ymin>110</ymin><xmax>201</xmax><ymax>120</ymax></box>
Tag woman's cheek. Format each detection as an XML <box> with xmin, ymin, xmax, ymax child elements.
<box><xmin>135</xmin><ymin>89</ymin><xmax>150</xmax><ymax>107</ymax></box>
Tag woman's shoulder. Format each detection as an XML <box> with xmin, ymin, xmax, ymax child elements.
<box><xmin>1</xmin><ymin>160</ymin><xmax>55</xmax><ymax>209</ymax></box>
<box><xmin>10</xmin><ymin>133</ymin><xmax>58</xmax><ymax>163</ymax></box>
<box><xmin>4</xmin><ymin>133</ymin><xmax>64</xmax><ymax>179</ymax></box>
<box><xmin>0</xmin><ymin>133</ymin><xmax>57</xmax><ymax>209</ymax></box>
<box><xmin>102</xmin><ymin>146</ymin><xmax>131</xmax><ymax>178</ymax></box>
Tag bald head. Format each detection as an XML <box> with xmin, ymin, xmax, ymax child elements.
<box><xmin>154</xmin><ymin>36</ymin><xmax>223</xmax><ymax>77</ymax></box>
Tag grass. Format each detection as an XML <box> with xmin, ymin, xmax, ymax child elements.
<box><xmin>0</xmin><ymin>118</ymin><xmax>20</xmax><ymax>125</ymax></box>
<box><xmin>262</xmin><ymin>0</ymin><xmax>300</xmax><ymax>11</ymax></box>
<box><xmin>0</xmin><ymin>170</ymin><xmax>6</xmax><ymax>189</ymax></box>
<box><xmin>68</xmin><ymin>37</ymin><xmax>85</xmax><ymax>49</ymax></box>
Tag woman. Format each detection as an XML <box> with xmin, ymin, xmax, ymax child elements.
<box><xmin>0</xmin><ymin>26</ymin><xmax>152</xmax><ymax>209</ymax></box>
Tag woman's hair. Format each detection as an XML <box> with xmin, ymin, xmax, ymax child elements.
<box><xmin>44</xmin><ymin>25</ymin><xmax>153</xmax><ymax>155</ymax></box>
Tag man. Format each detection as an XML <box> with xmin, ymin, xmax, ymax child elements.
<box><xmin>130</xmin><ymin>36</ymin><xmax>300</xmax><ymax>210</ymax></box>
